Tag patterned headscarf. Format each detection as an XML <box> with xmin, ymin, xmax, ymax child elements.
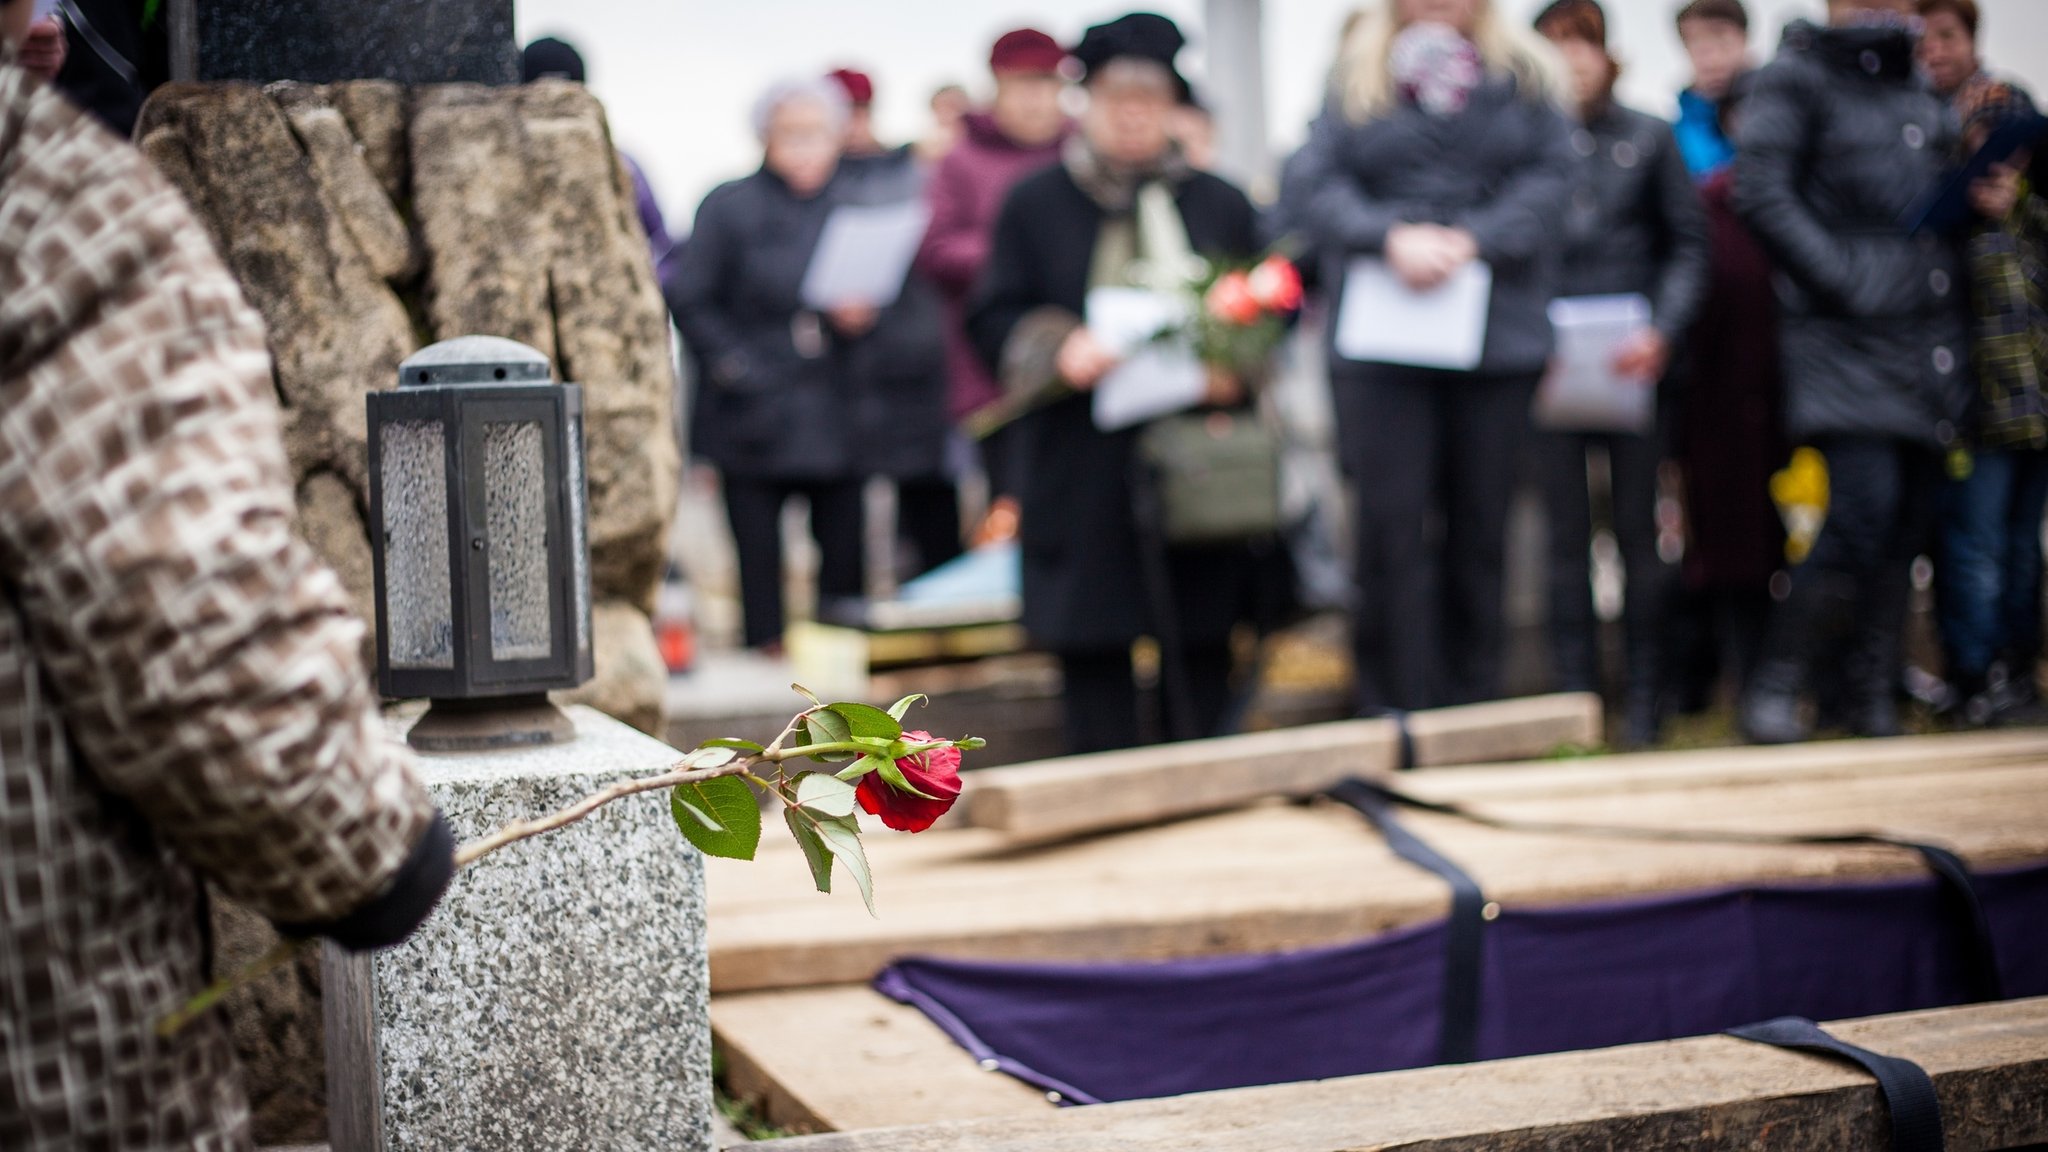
<box><xmin>1390</xmin><ymin>22</ymin><xmax>1485</xmax><ymax>117</ymax></box>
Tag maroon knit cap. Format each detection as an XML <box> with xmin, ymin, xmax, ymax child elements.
<box><xmin>991</xmin><ymin>28</ymin><xmax>1065</xmax><ymax>75</ymax></box>
<box><xmin>827</xmin><ymin>68</ymin><xmax>875</xmax><ymax>107</ymax></box>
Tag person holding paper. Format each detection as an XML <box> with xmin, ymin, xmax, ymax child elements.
<box><xmin>1732</xmin><ymin>0</ymin><xmax>1971</xmax><ymax>744</ymax></box>
<box><xmin>1293</xmin><ymin>0</ymin><xmax>1575</xmax><ymax>713</ymax></box>
<box><xmin>1531</xmin><ymin>0</ymin><xmax>1709</xmax><ymax>746</ymax></box>
<box><xmin>966</xmin><ymin>13</ymin><xmax>1282</xmax><ymax>754</ymax></box>
<box><xmin>670</xmin><ymin>77</ymin><xmax>875</xmax><ymax>651</ymax></box>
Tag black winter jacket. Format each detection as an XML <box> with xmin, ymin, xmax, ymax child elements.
<box><xmin>1559</xmin><ymin>101</ymin><xmax>1710</xmax><ymax>343</ymax></box>
<box><xmin>670</xmin><ymin>164</ymin><xmax>947</xmax><ymax>480</ymax></box>
<box><xmin>1292</xmin><ymin>77</ymin><xmax>1577</xmax><ymax>375</ymax></box>
<box><xmin>1732</xmin><ymin>21</ymin><xmax>1971</xmax><ymax>447</ymax></box>
<box><xmin>965</xmin><ymin>163</ymin><xmax>1284</xmax><ymax>653</ymax></box>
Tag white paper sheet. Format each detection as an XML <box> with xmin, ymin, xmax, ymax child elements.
<box><xmin>1085</xmin><ymin>287</ymin><xmax>1208</xmax><ymax>432</ymax></box>
<box><xmin>799</xmin><ymin>200</ymin><xmax>933</xmax><ymax>311</ymax></box>
<box><xmin>1333</xmin><ymin>258</ymin><xmax>1493</xmax><ymax>371</ymax></box>
<box><xmin>1534</xmin><ymin>294</ymin><xmax>1656</xmax><ymax>433</ymax></box>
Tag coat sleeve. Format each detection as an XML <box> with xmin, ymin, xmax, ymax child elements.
<box><xmin>1294</xmin><ymin>110</ymin><xmax>1411</xmax><ymax>256</ymax></box>
<box><xmin>965</xmin><ymin>182</ymin><xmax>1082</xmax><ymax>405</ymax></box>
<box><xmin>1459</xmin><ymin>100</ymin><xmax>1576</xmax><ymax>270</ymax></box>
<box><xmin>1731</xmin><ymin>60</ymin><xmax>1932</xmax><ymax>318</ymax></box>
<box><xmin>0</xmin><ymin>85</ymin><xmax>448</xmax><ymax>949</ymax></box>
<box><xmin>1648</xmin><ymin>120</ymin><xmax>1712</xmax><ymax>341</ymax></box>
<box><xmin>916</xmin><ymin>151</ymin><xmax>989</xmax><ymax>294</ymax></box>
<box><xmin>669</xmin><ymin>185</ymin><xmax>759</xmax><ymax>389</ymax></box>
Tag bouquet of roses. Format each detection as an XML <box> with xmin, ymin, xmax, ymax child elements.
<box><xmin>1172</xmin><ymin>252</ymin><xmax>1305</xmax><ymax>381</ymax></box>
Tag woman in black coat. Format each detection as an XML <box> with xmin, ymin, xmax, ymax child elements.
<box><xmin>1294</xmin><ymin>0</ymin><xmax>1576</xmax><ymax>712</ymax></box>
<box><xmin>1732</xmin><ymin>2</ymin><xmax>1970</xmax><ymax>742</ymax></box>
<box><xmin>671</xmin><ymin>77</ymin><xmax>889</xmax><ymax>649</ymax></box>
<box><xmin>1533</xmin><ymin>0</ymin><xmax>1710</xmax><ymax>744</ymax></box>
<box><xmin>967</xmin><ymin>13</ymin><xmax>1279</xmax><ymax>753</ymax></box>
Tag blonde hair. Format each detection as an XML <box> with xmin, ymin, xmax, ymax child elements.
<box><xmin>1332</xmin><ymin>1</ymin><xmax>1568</xmax><ymax>122</ymax></box>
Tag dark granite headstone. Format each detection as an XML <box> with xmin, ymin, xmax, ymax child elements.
<box><xmin>195</xmin><ymin>0</ymin><xmax>518</xmax><ymax>86</ymax></box>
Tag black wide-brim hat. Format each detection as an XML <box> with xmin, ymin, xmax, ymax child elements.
<box><xmin>1072</xmin><ymin>12</ymin><xmax>1193</xmax><ymax>104</ymax></box>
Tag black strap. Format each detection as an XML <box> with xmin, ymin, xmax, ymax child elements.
<box><xmin>1326</xmin><ymin>778</ymin><xmax>1485</xmax><ymax>1064</ymax></box>
<box><xmin>1728</xmin><ymin>1017</ymin><xmax>1945</xmax><ymax>1152</ymax></box>
<box><xmin>1326</xmin><ymin>777</ymin><xmax>2005</xmax><ymax>1004</ymax></box>
<box><xmin>1379</xmin><ymin>709</ymin><xmax>1417</xmax><ymax>771</ymax></box>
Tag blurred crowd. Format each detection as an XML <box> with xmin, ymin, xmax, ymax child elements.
<box><xmin>631</xmin><ymin>0</ymin><xmax>2047</xmax><ymax>755</ymax></box>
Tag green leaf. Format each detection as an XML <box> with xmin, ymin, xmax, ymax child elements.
<box><xmin>672</xmin><ymin>795</ymin><xmax>723</xmax><ymax>832</ymax></box>
<box><xmin>700</xmin><ymin>737</ymin><xmax>766</xmax><ymax>755</ymax></box>
<box><xmin>681</xmin><ymin>745</ymin><xmax>739</xmax><ymax>770</ymax></box>
<box><xmin>811</xmin><ymin>813</ymin><xmax>876</xmax><ymax>916</ymax></box>
<box><xmin>802</xmin><ymin>708</ymin><xmax>854</xmax><ymax>760</ymax></box>
<box><xmin>794</xmin><ymin>771</ymin><xmax>859</xmax><ymax>819</ymax></box>
<box><xmin>783</xmin><ymin>807</ymin><xmax>833</xmax><ymax>894</ymax></box>
<box><xmin>887</xmin><ymin>694</ymin><xmax>928</xmax><ymax>721</ymax></box>
<box><xmin>670</xmin><ymin>776</ymin><xmax>761</xmax><ymax>860</ymax></box>
<box><xmin>791</xmin><ymin>684</ymin><xmax>823</xmax><ymax>706</ymax></box>
<box><xmin>825</xmin><ymin>701</ymin><xmax>902</xmax><ymax>741</ymax></box>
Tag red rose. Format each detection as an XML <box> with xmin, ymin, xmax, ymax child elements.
<box><xmin>855</xmin><ymin>730</ymin><xmax>963</xmax><ymax>832</ymax></box>
<box><xmin>1247</xmin><ymin>255</ymin><xmax>1304</xmax><ymax>313</ymax></box>
<box><xmin>1205</xmin><ymin>271</ymin><xmax>1262</xmax><ymax>326</ymax></box>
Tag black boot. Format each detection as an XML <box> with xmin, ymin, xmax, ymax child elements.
<box><xmin>1739</xmin><ymin>572</ymin><xmax>1846</xmax><ymax>745</ymax></box>
<box><xmin>1846</xmin><ymin>569</ymin><xmax>1910</xmax><ymax>739</ymax></box>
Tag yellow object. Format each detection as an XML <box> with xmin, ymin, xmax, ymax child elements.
<box><xmin>1769</xmin><ymin>447</ymin><xmax>1829</xmax><ymax>566</ymax></box>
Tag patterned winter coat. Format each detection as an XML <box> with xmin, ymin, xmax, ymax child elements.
<box><xmin>0</xmin><ymin>58</ymin><xmax>452</xmax><ymax>1151</ymax></box>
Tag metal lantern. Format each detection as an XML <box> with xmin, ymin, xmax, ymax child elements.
<box><xmin>367</xmin><ymin>336</ymin><xmax>593</xmax><ymax>751</ymax></box>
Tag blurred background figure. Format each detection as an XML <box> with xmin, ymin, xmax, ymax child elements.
<box><xmin>1530</xmin><ymin>0</ymin><xmax>1708</xmax><ymax>746</ymax></box>
<box><xmin>668</xmin><ymin>77</ymin><xmax>870</xmax><ymax>651</ymax></box>
<box><xmin>1170</xmin><ymin>92</ymin><xmax>1217</xmax><ymax>170</ymax></box>
<box><xmin>523</xmin><ymin>36</ymin><xmax>681</xmax><ymax>284</ymax></box>
<box><xmin>967</xmin><ymin>12</ymin><xmax>1278</xmax><ymax>752</ymax></box>
<box><xmin>1294</xmin><ymin>0</ymin><xmax>1574</xmax><ymax>714</ymax></box>
<box><xmin>1916</xmin><ymin>0</ymin><xmax>1984</xmax><ymax>106</ymax></box>
<box><xmin>919</xmin><ymin>81</ymin><xmax>972</xmax><ymax>162</ymax></box>
<box><xmin>825</xmin><ymin>64</ymin><xmax>957</xmax><ymax>583</ymax></box>
<box><xmin>1672</xmin><ymin>0</ymin><xmax>1752</xmax><ymax>179</ymax></box>
<box><xmin>1931</xmin><ymin>38</ymin><xmax>2047</xmax><ymax>725</ymax></box>
<box><xmin>1670</xmin><ymin>71</ymin><xmax>1789</xmax><ymax>713</ymax></box>
<box><xmin>918</xmin><ymin>27</ymin><xmax>1072</xmax><ymax>511</ymax></box>
<box><xmin>1735</xmin><ymin>0</ymin><xmax>1972</xmax><ymax>743</ymax></box>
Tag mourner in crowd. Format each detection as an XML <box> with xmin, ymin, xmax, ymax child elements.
<box><xmin>1672</xmin><ymin>0</ymin><xmax>1752</xmax><ymax>179</ymax></box>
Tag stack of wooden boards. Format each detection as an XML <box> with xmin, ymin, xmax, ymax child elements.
<box><xmin>706</xmin><ymin>702</ymin><xmax>2048</xmax><ymax>1148</ymax></box>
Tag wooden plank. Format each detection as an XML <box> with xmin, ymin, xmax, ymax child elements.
<box><xmin>964</xmin><ymin>693</ymin><xmax>1603</xmax><ymax>843</ymax></box>
<box><xmin>747</xmin><ymin>998</ymin><xmax>2048</xmax><ymax>1150</ymax></box>
<box><xmin>714</xmin><ymin>986</ymin><xmax>1047</xmax><ymax>1134</ymax></box>
<box><xmin>708</xmin><ymin>756</ymin><xmax>2048</xmax><ymax>993</ymax></box>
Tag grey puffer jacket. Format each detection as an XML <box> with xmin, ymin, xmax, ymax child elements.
<box><xmin>1559</xmin><ymin>100</ymin><xmax>1710</xmax><ymax>343</ymax></box>
<box><xmin>1732</xmin><ymin>20</ymin><xmax>1971</xmax><ymax>447</ymax></box>
<box><xmin>1293</xmin><ymin>76</ymin><xmax>1577</xmax><ymax>375</ymax></box>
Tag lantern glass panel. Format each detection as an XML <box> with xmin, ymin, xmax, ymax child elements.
<box><xmin>569</xmin><ymin>414</ymin><xmax>590</xmax><ymax>658</ymax></box>
<box><xmin>381</xmin><ymin>420</ymin><xmax>455</xmax><ymax>669</ymax></box>
<box><xmin>483</xmin><ymin>420</ymin><xmax>553</xmax><ymax>661</ymax></box>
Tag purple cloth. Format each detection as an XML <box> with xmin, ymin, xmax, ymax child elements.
<box><xmin>876</xmin><ymin>863</ymin><xmax>2048</xmax><ymax>1105</ymax></box>
<box><xmin>916</xmin><ymin>112</ymin><xmax>1068</xmax><ymax>422</ymax></box>
<box><xmin>621</xmin><ymin>151</ymin><xmax>680</xmax><ymax>286</ymax></box>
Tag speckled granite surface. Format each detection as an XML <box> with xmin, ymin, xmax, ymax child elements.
<box><xmin>326</xmin><ymin>706</ymin><xmax>711</xmax><ymax>1151</ymax></box>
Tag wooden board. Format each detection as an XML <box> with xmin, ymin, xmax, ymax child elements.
<box><xmin>963</xmin><ymin>693</ymin><xmax>1604</xmax><ymax>844</ymax></box>
<box><xmin>707</xmin><ymin>743</ymin><xmax>2048</xmax><ymax>994</ymax></box>
<box><xmin>742</xmin><ymin>997</ymin><xmax>2048</xmax><ymax>1150</ymax></box>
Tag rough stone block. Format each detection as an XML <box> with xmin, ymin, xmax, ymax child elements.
<box><xmin>325</xmin><ymin>707</ymin><xmax>710</xmax><ymax>1151</ymax></box>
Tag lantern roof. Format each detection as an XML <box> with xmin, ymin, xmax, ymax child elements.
<box><xmin>399</xmin><ymin>336</ymin><xmax>555</xmax><ymax>387</ymax></box>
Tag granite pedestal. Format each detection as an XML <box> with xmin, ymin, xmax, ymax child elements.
<box><xmin>325</xmin><ymin>706</ymin><xmax>711</xmax><ymax>1152</ymax></box>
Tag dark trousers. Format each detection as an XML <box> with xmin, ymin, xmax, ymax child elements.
<box><xmin>896</xmin><ymin>476</ymin><xmax>964</xmax><ymax>579</ymax></box>
<box><xmin>1938</xmin><ymin>448</ymin><xmax>2048</xmax><ymax>679</ymax></box>
<box><xmin>1533</xmin><ymin>430</ymin><xmax>1668</xmax><ymax>699</ymax></box>
<box><xmin>1058</xmin><ymin>645</ymin><xmax>1235</xmax><ymax>755</ymax></box>
<box><xmin>1773</xmin><ymin>436</ymin><xmax>1940</xmax><ymax>696</ymax></box>
<box><xmin>723</xmin><ymin>475</ymin><xmax>866</xmax><ymax>649</ymax></box>
<box><xmin>1333</xmin><ymin>366</ymin><xmax>1538</xmax><ymax>712</ymax></box>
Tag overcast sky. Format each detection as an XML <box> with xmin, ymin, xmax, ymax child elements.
<box><xmin>516</xmin><ymin>0</ymin><xmax>2048</xmax><ymax>236</ymax></box>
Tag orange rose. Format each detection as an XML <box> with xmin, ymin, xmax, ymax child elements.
<box><xmin>1205</xmin><ymin>271</ymin><xmax>1262</xmax><ymax>326</ymax></box>
<box><xmin>1247</xmin><ymin>255</ymin><xmax>1304</xmax><ymax>313</ymax></box>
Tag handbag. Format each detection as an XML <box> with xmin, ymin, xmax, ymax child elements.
<box><xmin>1134</xmin><ymin>407</ymin><xmax>1284</xmax><ymax>546</ymax></box>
